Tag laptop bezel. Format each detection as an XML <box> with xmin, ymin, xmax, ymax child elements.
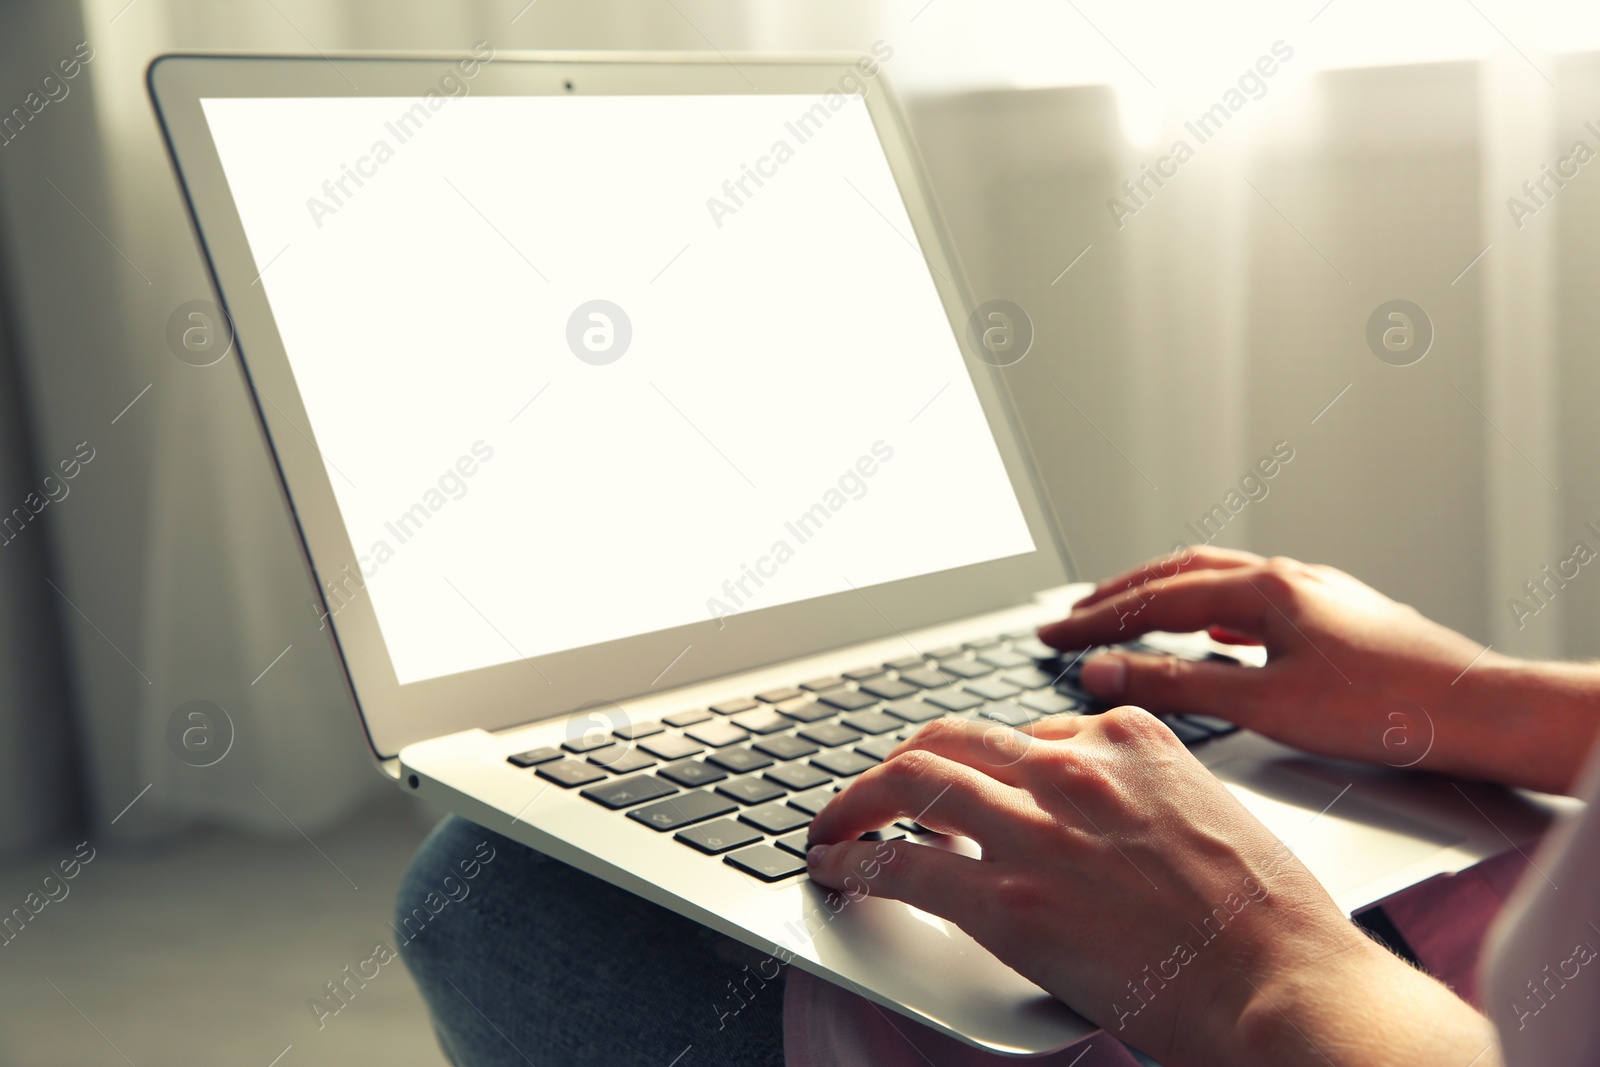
<box><xmin>148</xmin><ymin>50</ymin><xmax>1074</xmax><ymax>760</ymax></box>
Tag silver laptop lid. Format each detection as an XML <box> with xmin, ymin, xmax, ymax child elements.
<box><xmin>149</xmin><ymin>51</ymin><xmax>1071</xmax><ymax>760</ymax></box>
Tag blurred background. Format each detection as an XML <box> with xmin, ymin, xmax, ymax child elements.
<box><xmin>3</xmin><ymin>0</ymin><xmax>1600</xmax><ymax>1063</ymax></box>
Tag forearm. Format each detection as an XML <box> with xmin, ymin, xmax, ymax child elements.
<box><xmin>1443</xmin><ymin>656</ymin><xmax>1600</xmax><ymax>794</ymax></box>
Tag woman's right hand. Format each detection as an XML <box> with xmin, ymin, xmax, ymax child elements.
<box><xmin>807</xmin><ymin>710</ymin><xmax>1501</xmax><ymax>1067</ymax></box>
<box><xmin>1037</xmin><ymin>546</ymin><xmax>1600</xmax><ymax>795</ymax></box>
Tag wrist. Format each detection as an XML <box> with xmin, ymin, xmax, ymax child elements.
<box><xmin>1164</xmin><ymin>892</ymin><xmax>1373</xmax><ymax>1067</ymax></box>
<box><xmin>1225</xmin><ymin>933</ymin><xmax>1500</xmax><ymax>1067</ymax></box>
<box><xmin>1448</xmin><ymin>655</ymin><xmax>1600</xmax><ymax>794</ymax></box>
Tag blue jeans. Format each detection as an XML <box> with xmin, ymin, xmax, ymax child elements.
<box><xmin>396</xmin><ymin>815</ymin><xmax>787</xmax><ymax>1067</ymax></box>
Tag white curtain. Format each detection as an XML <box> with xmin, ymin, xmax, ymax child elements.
<box><xmin>1</xmin><ymin>0</ymin><xmax>1595</xmax><ymax>848</ymax></box>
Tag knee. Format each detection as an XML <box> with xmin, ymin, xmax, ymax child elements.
<box><xmin>395</xmin><ymin>817</ymin><xmax>516</xmax><ymax>959</ymax></box>
<box><xmin>394</xmin><ymin>818</ymin><xmax>541</xmax><ymax>1064</ymax></box>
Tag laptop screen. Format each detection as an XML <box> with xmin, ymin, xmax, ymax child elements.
<box><xmin>199</xmin><ymin>92</ymin><xmax>1035</xmax><ymax>686</ymax></box>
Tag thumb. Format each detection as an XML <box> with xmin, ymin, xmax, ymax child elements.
<box><xmin>1079</xmin><ymin>650</ymin><xmax>1262</xmax><ymax>720</ymax></box>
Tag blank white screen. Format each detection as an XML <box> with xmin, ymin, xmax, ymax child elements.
<box><xmin>202</xmin><ymin>92</ymin><xmax>1035</xmax><ymax>684</ymax></box>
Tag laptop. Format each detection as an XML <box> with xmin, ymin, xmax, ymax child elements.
<box><xmin>148</xmin><ymin>49</ymin><xmax>1558</xmax><ymax>1055</ymax></box>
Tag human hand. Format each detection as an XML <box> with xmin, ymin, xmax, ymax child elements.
<box><xmin>805</xmin><ymin>712</ymin><xmax>1500</xmax><ymax>1066</ymax></box>
<box><xmin>1037</xmin><ymin>546</ymin><xmax>1598</xmax><ymax>794</ymax></box>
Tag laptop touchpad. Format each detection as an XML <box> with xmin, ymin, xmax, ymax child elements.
<box><xmin>1221</xmin><ymin>763</ymin><xmax>1464</xmax><ymax>900</ymax></box>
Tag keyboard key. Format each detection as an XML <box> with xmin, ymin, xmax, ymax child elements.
<box><xmin>707</xmin><ymin>746</ymin><xmax>773</xmax><ymax>774</ymax></box>
<box><xmin>1020</xmin><ymin>691</ymin><xmax>1080</xmax><ymax>715</ymax></box>
<box><xmin>628</xmin><ymin>790</ymin><xmax>738</xmax><ymax>831</ymax></box>
<box><xmin>855</xmin><ymin>735</ymin><xmax>902</xmax><ymax>761</ymax></box>
<box><xmin>717</xmin><ymin>778</ymin><xmax>788</xmax><ymax>805</ymax></box>
<box><xmin>1047</xmin><ymin>659</ymin><xmax>1087</xmax><ymax>688</ymax></box>
<box><xmin>962</xmin><ymin>636</ymin><xmax>1003</xmax><ymax>651</ymax></box>
<box><xmin>787</xmin><ymin>786</ymin><xmax>838</xmax><ymax>815</ymax></box>
<box><xmin>741</xmin><ymin>801</ymin><xmax>813</xmax><ymax>835</ymax></box>
<box><xmin>1180</xmin><ymin>714</ymin><xmax>1239</xmax><ymax>737</ymax></box>
<box><xmin>1056</xmin><ymin>647</ymin><xmax>1106</xmax><ymax>675</ymax></box>
<box><xmin>775</xmin><ymin>697</ymin><xmax>835</xmax><ymax>723</ymax></box>
<box><xmin>979</xmin><ymin>649</ymin><xmax>1032</xmax><ymax>670</ymax></box>
<box><xmin>898</xmin><ymin>668</ymin><xmax>957</xmax><ymax>690</ymax></box>
<box><xmin>841</xmin><ymin>710</ymin><xmax>903</xmax><ymax>735</ymax></box>
<box><xmin>755</xmin><ymin>687</ymin><xmax>805</xmax><ymax>704</ymax></box>
<box><xmin>818</xmin><ymin>688</ymin><xmax>879</xmax><ymax>712</ymax></box>
<box><xmin>612</xmin><ymin>720</ymin><xmax>664</xmax><ymax>740</ymax></box>
<box><xmin>536</xmin><ymin>760</ymin><xmax>608</xmax><ymax>788</ymax></box>
<box><xmin>711</xmin><ymin>698</ymin><xmax>759</xmax><ymax>715</ymax></box>
<box><xmin>1163</xmin><ymin>717</ymin><xmax>1212</xmax><ymax>745</ymax></box>
<box><xmin>1001</xmin><ymin>667</ymin><xmax>1056</xmax><ymax>690</ymax></box>
<box><xmin>724</xmin><ymin>844</ymin><xmax>808</xmax><ymax>882</ymax></box>
<box><xmin>775</xmin><ymin>830</ymin><xmax>813</xmax><ymax>858</ymax></box>
<box><xmin>658</xmin><ymin>760</ymin><xmax>728</xmax><ymax>788</ymax></box>
<box><xmin>925</xmin><ymin>688</ymin><xmax>984</xmax><ymax>712</ymax></box>
<box><xmin>668</xmin><ymin>819</ymin><xmax>755</xmax><ymax>857</ymax></box>
<box><xmin>843</xmin><ymin>665</ymin><xmax>886</xmax><ymax>681</ymax></box>
<box><xmin>507</xmin><ymin>746</ymin><xmax>561</xmax><ymax>768</ymax></box>
<box><xmin>800</xmin><ymin>675</ymin><xmax>847</xmax><ymax>692</ymax></box>
<box><xmin>812</xmin><ymin>750</ymin><xmax>876</xmax><ymax>778</ymax></box>
<box><xmin>859</xmin><ymin>828</ymin><xmax>908</xmax><ymax>842</ymax></box>
<box><xmin>754</xmin><ymin>734</ymin><xmax>820</xmax><ymax>760</ymax></box>
<box><xmin>980</xmin><ymin>701</ymin><xmax>1036</xmax><ymax>727</ymax></box>
<box><xmin>938</xmin><ymin>658</ymin><xmax>994</xmax><ymax>679</ymax></box>
<box><xmin>1002</xmin><ymin>629</ymin><xmax>1037</xmax><ymax>640</ymax></box>
<box><xmin>1010</xmin><ymin>638</ymin><xmax>1059</xmax><ymax>660</ymax></box>
<box><xmin>924</xmin><ymin>644</ymin><xmax>966</xmax><ymax>659</ymax></box>
<box><xmin>664</xmin><ymin>708</ymin><xmax>713</xmax><ymax>728</ymax></box>
<box><xmin>686</xmin><ymin>721</ymin><xmax>750</xmax><ymax>748</ymax></box>
<box><xmin>580</xmin><ymin>774</ymin><xmax>678</xmax><ymax>809</ymax></box>
<box><xmin>562</xmin><ymin>733</ymin><xmax>615</xmax><ymax>754</ymax></box>
<box><xmin>799</xmin><ymin>722</ymin><xmax>865</xmax><ymax>748</ymax></box>
<box><xmin>588</xmin><ymin>747</ymin><xmax>658</xmax><ymax>774</ymax></box>
<box><xmin>1054</xmin><ymin>680</ymin><xmax>1095</xmax><ymax>705</ymax></box>
<box><xmin>965</xmin><ymin>678</ymin><xmax>1021</xmax><ymax>701</ymax></box>
<box><xmin>638</xmin><ymin>734</ymin><xmax>706</xmax><ymax>760</ymax></box>
<box><xmin>731</xmin><ymin>708</ymin><xmax>790</xmax><ymax>735</ymax></box>
<box><xmin>1152</xmin><ymin>643</ymin><xmax>1214</xmax><ymax>662</ymax></box>
<box><xmin>884</xmin><ymin>655</ymin><xmax>926</xmax><ymax>670</ymax></box>
<box><xmin>883</xmin><ymin>698</ymin><xmax>941</xmax><ymax>723</ymax></box>
<box><xmin>859</xmin><ymin>678</ymin><xmax>918</xmax><ymax>701</ymax></box>
<box><xmin>777</xmin><ymin>828</ymin><xmax>899</xmax><ymax>858</ymax></box>
<box><xmin>676</xmin><ymin>819</ymin><xmax>764</xmax><ymax>855</ymax></box>
<box><xmin>766</xmin><ymin>763</ymin><xmax>833</xmax><ymax>791</ymax></box>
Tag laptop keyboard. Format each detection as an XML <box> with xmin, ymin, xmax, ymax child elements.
<box><xmin>505</xmin><ymin>631</ymin><xmax>1240</xmax><ymax>883</ymax></box>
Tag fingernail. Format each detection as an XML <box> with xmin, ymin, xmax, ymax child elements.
<box><xmin>1081</xmin><ymin>653</ymin><xmax>1127</xmax><ymax>697</ymax></box>
<box><xmin>806</xmin><ymin>844</ymin><xmax>831</xmax><ymax>867</ymax></box>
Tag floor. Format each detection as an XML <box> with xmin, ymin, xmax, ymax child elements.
<box><xmin>0</xmin><ymin>789</ymin><xmax>1168</xmax><ymax>1067</ymax></box>
<box><xmin>0</xmin><ymin>791</ymin><xmax>452</xmax><ymax>1067</ymax></box>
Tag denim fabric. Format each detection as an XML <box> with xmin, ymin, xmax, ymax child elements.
<box><xmin>396</xmin><ymin>815</ymin><xmax>787</xmax><ymax>1067</ymax></box>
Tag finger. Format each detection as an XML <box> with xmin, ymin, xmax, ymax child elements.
<box><xmin>1077</xmin><ymin>649</ymin><xmax>1266</xmax><ymax>719</ymax></box>
<box><xmin>1019</xmin><ymin>714</ymin><xmax>1091</xmax><ymax>742</ymax></box>
<box><xmin>886</xmin><ymin>717</ymin><xmax>1049</xmax><ymax>785</ymax></box>
<box><xmin>806</xmin><ymin>837</ymin><xmax>984</xmax><ymax>924</ymax></box>
<box><xmin>1039</xmin><ymin>568</ymin><xmax>1271</xmax><ymax>650</ymax></box>
<box><xmin>1063</xmin><ymin>545</ymin><xmax>1261</xmax><ymax>613</ymax></box>
<box><xmin>809</xmin><ymin>751</ymin><xmax>1025</xmax><ymax>849</ymax></box>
